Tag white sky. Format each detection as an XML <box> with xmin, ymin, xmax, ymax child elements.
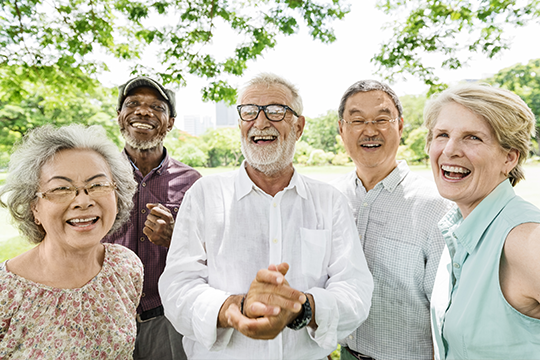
<box><xmin>98</xmin><ymin>0</ymin><xmax>540</xmax><ymax>125</ymax></box>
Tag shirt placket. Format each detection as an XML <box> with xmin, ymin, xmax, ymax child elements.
<box><xmin>268</xmin><ymin>190</ymin><xmax>284</xmax><ymax>360</ymax></box>
<box><xmin>355</xmin><ymin>184</ymin><xmax>382</xmax><ymax>249</ymax></box>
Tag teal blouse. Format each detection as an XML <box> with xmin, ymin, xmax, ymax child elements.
<box><xmin>431</xmin><ymin>179</ymin><xmax>540</xmax><ymax>359</ymax></box>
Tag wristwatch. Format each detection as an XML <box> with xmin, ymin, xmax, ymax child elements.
<box><xmin>287</xmin><ymin>293</ymin><xmax>312</xmax><ymax>330</ymax></box>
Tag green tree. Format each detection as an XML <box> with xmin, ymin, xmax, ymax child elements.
<box><xmin>1</xmin><ymin>0</ymin><xmax>349</xmax><ymax>103</ymax></box>
<box><xmin>400</xmin><ymin>94</ymin><xmax>426</xmax><ymax>143</ymax></box>
<box><xmin>200</xmin><ymin>127</ymin><xmax>242</xmax><ymax>167</ymax></box>
<box><xmin>303</xmin><ymin>110</ymin><xmax>340</xmax><ymax>153</ymax></box>
<box><xmin>487</xmin><ymin>58</ymin><xmax>540</xmax><ymax>156</ymax></box>
<box><xmin>373</xmin><ymin>0</ymin><xmax>540</xmax><ymax>93</ymax></box>
<box><xmin>0</xmin><ymin>76</ymin><xmax>121</xmax><ymax>155</ymax></box>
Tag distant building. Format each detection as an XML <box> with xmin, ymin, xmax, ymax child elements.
<box><xmin>215</xmin><ymin>101</ymin><xmax>238</xmax><ymax>127</ymax></box>
<box><xmin>183</xmin><ymin>115</ymin><xmax>214</xmax><ymax>136</ymax></box>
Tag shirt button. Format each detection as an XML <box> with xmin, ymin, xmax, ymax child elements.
<box><xmin>273</xmin><ymin>202</ymin><xmax>277</xmax><ymax>207</ymax></box>
<box><xmin>141</xmin><ymin>293</ymin><xmax>145</xmax><ymax>297</ymax></box>
<box><xmin>141</xmin><ymin>209</ymin><xmax>146</xmax><ymax>214</ymax></box>
<box><xmin>453</xmin><ymin>263</ymin><xmax>460</xmax><ymax>269</ymax></box>
<box><xmin>174</xmin><ymin>207</ymin><xmax>178</xmax><ymax>212</ymax></box>
<box><xmin>142</xmin><ymin>182</ymin><xmax>146</xmax><ymax>187</ymax></box>
<box><xmin>140</xmin><ymin>237</ymin><xmax>145</xmax><ymax>242</ymax></box>
<box><xmin>363</xmin><ymin>202</ymin><xmax>368</xmax><ymax>207</ymax></box>
<box><xmin>348</xmin><ymin>335</ymin><xmax>354</xmax><ymax>340</ymax></box>
<box><xmin>272</xmin><ymin>238</ymin><xmax>278</xmax><ymax>244</ymax></box>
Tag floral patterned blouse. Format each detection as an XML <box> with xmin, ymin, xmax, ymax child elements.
<box><xmin>0</xmin><ymin>243</ymin><xmax>143</xmax><ymax>359</ymax></box>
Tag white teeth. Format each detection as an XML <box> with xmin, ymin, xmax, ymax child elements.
<box><xmin>362</xmin><ymin>144</ymin><xmax>379</xmax><ymax>147</ymax></box>
<box><xmin>253</xmin><ymin>136</ymin><xmax>276</xmax><ymax>141</ymax></box>
<box><xmin>441</xmin><ymin>165</ymin><xmax>470</xmax><ymax>174</ymax></box>
<box><xmin>69</xmin><ymin>217</ymin><xmax>97</xmax><ymax>223</ymax></box>
<box><xmin>132</xmin><ymin>122</ymin><xmax>154</xmax><ymax>130</ymax></box>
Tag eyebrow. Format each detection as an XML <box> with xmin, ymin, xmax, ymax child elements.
<box><xmin>45</xmin><ymin>174</ymin><xmax>109</xmax><ymax>184</ymax></box>
<box><xmin>348</xmin><ymin>107</ymin><xmax>393</xmax><ymax>116</ymax></box>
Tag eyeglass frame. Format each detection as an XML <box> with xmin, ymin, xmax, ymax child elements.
<box><xmin>237</xmin><ymin>104</ymin><xmax>299</xmax><ymax>122</ymax></box>
<box><xmin>35</xmin><ymin>181</ymin><xmax>117</xmax><ymax>203</ymax></box>
<box><xmin>340</xmin><ymin>117</ymin><xmax>400</xmax><ymax>128</ymax></box>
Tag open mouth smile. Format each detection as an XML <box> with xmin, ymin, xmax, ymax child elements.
<box><xmin>130</xmin><ymin>121</ymin><xmax>155</xmax><ymax>130</ymax></box>
<box><xmin>441</xmin><ymin>165</ymin><xmax>471</xmax><ymax>180</ymax></box>
<box><xmin>67</xmin><ymin>217</ymin><xmax>99</xmax><ymax>228</ymax></box>
<box><xmin>251</xmin><ymin>135</ymin><xmax>277</xmax><ymax>144</ymax></box>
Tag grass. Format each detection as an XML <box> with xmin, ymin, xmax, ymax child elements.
<box><xmin>0</xmin><ymin>236</ymin><xmax>35</xmax><ymax>262</ymax></box>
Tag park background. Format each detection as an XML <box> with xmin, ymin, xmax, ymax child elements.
<box><xmin>2</xmin><ymin>0</ymin><xmax>540</xmax><ymax>265</ymax></box>
<box><xmin>1</xmin><ymin>2</ymin><xmax>540</xmax><ymax>358</ymax></box>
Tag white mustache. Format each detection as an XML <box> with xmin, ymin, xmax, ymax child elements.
<box><xmin>248</xmin><ymin>127</ymin><xmax>280</xmax><ymax>138</ymax></box>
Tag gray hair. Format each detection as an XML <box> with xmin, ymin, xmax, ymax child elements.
<box><xmin>237</xmin><ymin>73</ymin><xmax>304</xmax><ymax>116</ymax></box>
<box><xmin>0</xmin><ymin>124</ymin><xmax>137</xmax><ymax>244</ymax></box>
<box><xmin>424</xmin><ymin>83</ymin><xmax>535</xmax><ymax>186</ymax></box>
<box><xmin>338</xmin><ymin>80</ymin><xmax>403</xmax><ymax>120</ymax></box>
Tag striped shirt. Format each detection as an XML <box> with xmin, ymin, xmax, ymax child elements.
<box><xmin>103</xmin><ymin>149</ymin><xmax>201</xmax><ymax>313</ymax></box>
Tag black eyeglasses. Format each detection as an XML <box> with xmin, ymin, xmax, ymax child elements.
<box><xmin>237</xmin><ymin>104</ymin><xmax>299</xmax><ymax>122</ymax></box>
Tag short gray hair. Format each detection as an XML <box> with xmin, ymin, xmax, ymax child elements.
<box><xmin>237</xmin><ymin>73</ymin><xmax>304</xmax><ymax>116</ymax></box>
<box><xmin>338</xmin><ymin>80</ymin><xmax>403</xmax><ymax>120</ymax></box>
<box><xmin>424</xmin><ymin>83</ymin><xmax>535</xmax><ymax>186</ymax></box>
<box><xmin>0</xmin><ymin>124</ymin><xmax>137</xmax><ymax>244</ymax></box>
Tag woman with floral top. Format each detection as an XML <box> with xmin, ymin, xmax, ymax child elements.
<box><xmin>0</xmin><ymin>124</ymin><xmax>143</xmax><ymax>359</ymax></box>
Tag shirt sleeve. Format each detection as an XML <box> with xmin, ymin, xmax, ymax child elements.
<box><xmin>159</xmin><ymin>185</ymin><xmax>233</xmax><ymax>351</ymax></box>
<box><xmin>424</xmin><ymin>220</ymin><xmax>446</xmax><ymax>300</ymax></box>
<box><xmin>306</xmin><ymin>192</ymin><xmax>374</xmax><ymax>349</ymax></box>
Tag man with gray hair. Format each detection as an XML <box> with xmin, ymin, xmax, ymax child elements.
<box><xmin>159</xmin><ymin>73</ymin><xmax>374</xmax><ymax>359</ymax></box>
<box><xmin>332</xmin><ymin>80</ymin><xmax>451</xmax><ymax>360</ymax></box>
<box><xmin>103</xmin><ymin>76</ymin><xmax>201</xmax><ymax>360</ymax></box>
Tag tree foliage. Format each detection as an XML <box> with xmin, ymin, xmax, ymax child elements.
<box><xmin>1</xmin><ymin>0</ymin><xmax>349</xmax><ymax>103</ymax></box>
<box><xmin>303</xmin><ymin>110</ymin><xmax>339</xmax><ymax>153</ymax></box>
<box><xmin>373</xmin><ymin>0</ymin><xmax>540</xmax><ymax>93</ymax></box>
<box><xmin>400</xmin><ymin>93</ymin><xmax>426</xmax><ymax>143</ymax></box>
<box><xmin>0</xmin><ymin>71</ymin><xmax>121</xmax><ymax>155</ymax></box>
<box><xmin>487</xmin><ymin>58</ymin><xmax>540</xmax><ymax>155</ymax></box>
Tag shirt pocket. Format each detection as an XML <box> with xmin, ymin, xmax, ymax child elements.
<box><xmin>300</xmin><ymin>228</ymin><xmax>331</xmax><ymax>281</ymax></box>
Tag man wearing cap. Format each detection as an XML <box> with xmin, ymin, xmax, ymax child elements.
<box><xmin>103</xmin><ymin>76</ymin><xmax>201</xmax><ymax>360</ymax></box>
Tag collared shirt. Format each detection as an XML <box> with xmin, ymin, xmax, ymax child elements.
<box><xmin>332</xmin><ymin>161</ymin><xmax>451</xmax><ymax>360</ymax></box>
<box><xmin>103</xmin><ymin>148</ymin><xmax>201</xmax><ymax>313</ymax></box>
<box><xmin>431</xmin><ymin>180</ymin><xmax>540</xmax><ymax>360</ymax></box>
<box><xmin>159</xmin><ymin>161</ymin><xmax>374</xmax><ymax>360</ymax></box>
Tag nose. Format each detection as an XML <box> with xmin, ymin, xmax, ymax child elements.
<box><xmin>362</xmin><ymin>121</ymin><xmax>379</xmax><ymax>136</ymax></box>
<box><xmin>71</xmin><ymin>188</ymin><xmax>95</xmax><ymax>209</ymax></box>
<box><xmin>442</xmin><ymin>137</ymin><xmax>461</xmax><ymax>157</ymax></box>
<box><xmin>134</xmin><ymin>105</ymin><xmax>153</xmax><ymax>117</ymax></box>
<box><xmin>252</xmin><ymin>109</ymin><xmax>271</xmax><ymax>129</ymax></box>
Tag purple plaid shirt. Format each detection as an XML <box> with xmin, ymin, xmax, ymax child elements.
<box><xmin>103</xmin><ymin>149</ymin><xmax>201</xmax><ymax>313</ymax></box>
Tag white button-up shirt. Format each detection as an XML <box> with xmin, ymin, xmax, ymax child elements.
<box><xmin>159</xmin><ymin>163</ymin><xmax>373</xmax><ymax>360</ymax></box>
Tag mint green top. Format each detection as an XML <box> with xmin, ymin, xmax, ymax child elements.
<box><xmin>431</xmin><ymin>180</ymin><xmax>540</xmax><ymax>359</ymax></box>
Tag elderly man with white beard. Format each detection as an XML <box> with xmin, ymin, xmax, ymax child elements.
<box><xmin>159</xmin><ymin>73</ymin><xmax>374</xmax><ymax>360</ymax></box>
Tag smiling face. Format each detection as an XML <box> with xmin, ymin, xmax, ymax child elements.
<box><xmin>239</xmin><ymin>84</ymin><xmax>304</xmax><ymax>175</ymax></box>
<box><xmin>339</xmin><ymin>90</ymin><xmax>403</xmax><ymax>182</ymax></box>
<box><xmin>117</xmin><ymin>87</ymin><xmax>174</xmax><ymax>150</ymax></box>
<box><xmin>32</xmin><ymin>149</ymin><xmax>118</xmax><ymax>251</ymax></box>
<box><xmin>429</xmin><ymin>102</ymin><xmax>518</xmax><ymax>217</ymax></box>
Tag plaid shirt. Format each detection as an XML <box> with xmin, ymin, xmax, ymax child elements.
<box><xmin>333</xmin><ymin>161</ymin><xmax>452</xmax><ymax>360</ymax></box>
<box><xmin>103</xmin><ymin>149</ymin><xmax>201</xmax><ymax>313</ymax></box>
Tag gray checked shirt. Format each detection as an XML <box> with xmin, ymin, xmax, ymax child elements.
<box><xmin>332</xmin><ymin>161</ymin><xmax>452</xmax><ymax>360</ymax></box>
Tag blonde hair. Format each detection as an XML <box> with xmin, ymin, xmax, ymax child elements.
<box><xmin>424</xmin><ymin>83</ymin><xmax>535</xmax><ymax>186</ymax></box>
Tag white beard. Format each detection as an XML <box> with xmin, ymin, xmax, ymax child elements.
<box><xmin>241</xmin><ymin>126</ymin><xmax>297</xmax><ymax>176</ymax></box>
<box><xmin>120</xmin><ymin>127</ymin><xmax>166</xmax><ymax>150</ymax></box>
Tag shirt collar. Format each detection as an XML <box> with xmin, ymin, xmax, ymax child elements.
<box><xmin>235</xmin><ymin>160</ymin><xmax>307</xmax><ymax>201</ymax></box>
<box><xmin>355</xmin><ymin>160</ymin><xmax>409</xmax><ymax>192</ymax></box>
<box><xmin>443</xmin><ymin>179</ymin><xmax>515</xmax><ymax>254</ymax></box>
<box><xmin>123</xmin><ymin>147</ymin><xmax>169</xmax><ymax>175</ymax></box>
